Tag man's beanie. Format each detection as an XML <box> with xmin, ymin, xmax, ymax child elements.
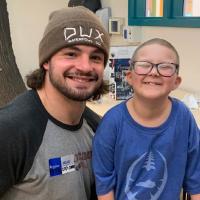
<box><xmin>39</xmin><ymin>6</ymin><xmax>110</xmax><ymax>67</ymax></box>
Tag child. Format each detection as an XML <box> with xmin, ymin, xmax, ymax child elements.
<box><xmin>92</xmin><ymin>38</ymin><xmax>200</xmax><ymax>200</ymax></box>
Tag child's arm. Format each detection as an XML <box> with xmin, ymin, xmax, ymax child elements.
<box><xmin>191</xmin><ymin>194</ymin><xmax>200</xmax><ymax>200</ymax></box>
<box><xmin>92</xmin><ymin>112</ymin><xmax>117</xmax><ymax>198</ymax></box>
<box><xmin>98</xmin><ymin>190</ymin><xmax>114</xmax><ymax>200</ymax></box>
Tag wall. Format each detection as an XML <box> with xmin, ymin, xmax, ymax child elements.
<box><xmin>7</xmin><ymin>0</ymin><xmax>200</xmax><ymax>94</ymax></box>
<box><xmin>7</xmin><ymin>0</ymin><xmax>68</xmax><ymax>80</ymax></box>
<box><xmin>101</xmin><ymin>0</ymin><xmax>200</xmax><ymax>95</ymax></box>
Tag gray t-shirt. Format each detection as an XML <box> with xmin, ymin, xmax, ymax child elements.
<box><xmin>0</xmin><ymin>90</ymin><xmax>99</xmax><ymax>200</ymax></box>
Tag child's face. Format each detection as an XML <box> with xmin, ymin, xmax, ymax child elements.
<box><xmin>126</xmin><ymin>44</ymin><xmax>182</xmax><ymax>101</ymax></box>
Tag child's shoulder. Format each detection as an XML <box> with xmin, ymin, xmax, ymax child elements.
<box><xmin>170</xmin><ymin>96</ymin><xmax>192</xmax><ymax>115</ymax></box>
<box><xmin>171</xmin><ymin>96</ymin><xmax>189</xmax><ymax>108</ymax></box>
<box><xmin>102</xmin><ymin>100</ymin><xmax>127</xmax><ymax>120</ymax></box>
<box><xmin>107</xmin><ymin>100</ymin><xmax>126</xmax><ymax>112</ymax></box>
<box><xmin>95</xmin><ymin>101</ymin><xmax>126</xmax><ymax>130</ymax></box>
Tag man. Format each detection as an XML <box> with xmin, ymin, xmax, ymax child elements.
<box><xmin>0</xmin><ymin>6</ymin><xmax>110</xmax><ymax>200</ymax></box>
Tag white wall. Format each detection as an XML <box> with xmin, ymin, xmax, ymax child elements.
<box><xmin>7</xmin><ymin>0</ymin><xmax>200</xmax><ymax>94</ymax></box>
<box><xmin>101</xmin><ymin>0</ymin><xmax>128</xmax><ymax>23</ymax></box>
<box><xmin>7</xmin><ymin>0</ymin><xmax>68</xmax><ymax>80</ymax></box>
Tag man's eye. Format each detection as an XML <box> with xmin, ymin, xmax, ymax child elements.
<box><xmin>91</xmin><ymin>55</ymin><xmax>104</xmax><ymax>63</ymax></box>
<box><xmin>66</xmin><ymin>52</ymin><xmax>77</xmax><ymax>57</ymax></box>
<box><xmin>62</xmin><ymin>51</ymin><xmax>77</xmax><ymax>58</ymax></box>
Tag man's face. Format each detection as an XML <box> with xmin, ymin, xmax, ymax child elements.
<box><xmin>43</xmin><ymin>45</ymin><xmax>105</xmax><ymax>101</ymax></box>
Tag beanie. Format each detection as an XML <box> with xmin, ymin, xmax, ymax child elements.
<box><xmin>39</xmin><ymin>6</ymin><xmax>110</xmax><ymax>67</ymax></box>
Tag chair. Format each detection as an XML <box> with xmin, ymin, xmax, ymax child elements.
<box><xmin>183</xmin><ymin>191</ymin><xmax>191</xmax><ymax>200</ymax></box>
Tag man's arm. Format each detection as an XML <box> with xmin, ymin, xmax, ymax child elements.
<box><xmin>191</xmin><ymin>194</ymin><xmax>200</xmax><ymax>200</ymax></box>
<box><xmin>98</xmin><ymin>190</ymin><xmax>114</xmax><ymax>200</ymax></box>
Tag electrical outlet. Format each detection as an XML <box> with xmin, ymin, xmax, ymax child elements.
<box><xmin>123</xmin><ymin>26</ymin><xmax>142</xmax><ymax>42</ymax></box>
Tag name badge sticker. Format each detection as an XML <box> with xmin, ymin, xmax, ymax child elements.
<box><xmin>49</xmin><ymin>157</ymin><xmax>62</xmax><ymax>177</ymax></box>
<box><xmin>61</xmin><ymin>154</ymin><xmax>76</xmax><ymax>174</ymax></box>
<box><xmin>49</xmin><ymin>154</ymin><xmax>75</xmax><ymax>177</ymax></box>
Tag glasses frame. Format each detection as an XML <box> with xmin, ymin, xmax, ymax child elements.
<box><xmin>129</xmin><ymin>61</ymin><xmax>179</xmax><ymax>77</ymax></box>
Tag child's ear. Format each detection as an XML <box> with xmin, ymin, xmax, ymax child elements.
<box><xmin>125</xmin><ymin>70</ymin><xmax>133</xmax><ymax>85</ymax></box>
<box><xmin>173</xmin><ymin>76</ymin><xmax>182</xmax><ymax>90</ymax></box>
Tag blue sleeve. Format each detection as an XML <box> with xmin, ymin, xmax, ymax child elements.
<box><xmin>92</xmin><ymin>110</ymin><xmax>118</xmax><ymax>195</ymax></box>
<box><xmin>183</xmin><ymin>113</ymin><xmax>200</xmax><ymax>195</ymax></box>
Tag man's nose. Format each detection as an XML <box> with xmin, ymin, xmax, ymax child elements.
<box><xmin>76</xmin><ymin>55</ymin><xmax>92</xmax><ymax>72</ymax></box>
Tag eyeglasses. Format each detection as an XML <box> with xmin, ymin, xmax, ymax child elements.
<box><xmin>129</xmin><ymin>61</ymin><xmax>179</xmax><ymax>77</ymax></box>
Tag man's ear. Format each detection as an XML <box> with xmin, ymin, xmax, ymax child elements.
<box><xmin>43</xmin><ymin>61</ymin><xmax>49</xmax><ymax>70</ymax></box>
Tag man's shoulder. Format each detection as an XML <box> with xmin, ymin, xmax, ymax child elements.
<box><xmin>0</xmin><ymin>90</ymin><xmax>35</xmax><ymax>119</ymax></box>
<box><xmin>0</xmin><ymin>90</ymin><xmax>46</xmax><ymax>132</ymax></box>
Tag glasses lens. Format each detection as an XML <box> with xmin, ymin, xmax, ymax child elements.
<box><xmin>158</xmin><ymin>63</ymin><xmax>177</xmax><ymax>77</ymax></box>
<box><xmin>133</xmin><ymin>61</ymin><xmax>152</xmax><ymax>75</ymax></box>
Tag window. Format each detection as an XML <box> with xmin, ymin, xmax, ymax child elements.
<box><xmin>184</xmin><ymin>0</ymin><xmax>200</xmax><ymax>17</ymax></box>
<box><xmin>146</xmin><ymin>0</ymin><xmax>163</xmax><ymax>17</ymax></box>
<box><xmin>128</xmin><ymin>0</ymin><xmax>200</xmax><ymax>27</ymax></box>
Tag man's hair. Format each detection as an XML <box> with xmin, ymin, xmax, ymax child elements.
<box><xmin>132</xmin><ymin>38</ymin><xmax>180</xmax><ymax>67</ymax></box>
<box><xmin>26</xmin><ymin>68</ymin><xmax>108</xmax><ymax>100</ymax></box>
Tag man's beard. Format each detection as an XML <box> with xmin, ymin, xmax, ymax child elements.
<box><xmin>48</xmin><ymin>66</ymin><xmax>102</xmax><ymax>101</ymax></box>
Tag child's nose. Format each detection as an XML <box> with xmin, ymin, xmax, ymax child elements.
<box><xmin>149</xmin><ymin>65</ymin><xmax>159</xmax><ymax>76</ymax></box>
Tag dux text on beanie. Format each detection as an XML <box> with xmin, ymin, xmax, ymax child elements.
<box><xmin>39</xmin><ymin>6</ymin><xmax>110</xmax><ymax>67</ymax></box>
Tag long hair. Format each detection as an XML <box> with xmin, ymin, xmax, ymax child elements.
<box><xmin>26</xmin><ymin>67</ymin><xmax>108</xmax><ymax>100</ymax></box>
<box><xmin>26</xmin><ymin>68</ymin><xmax>45</xmax><ymax>89</ymax></box>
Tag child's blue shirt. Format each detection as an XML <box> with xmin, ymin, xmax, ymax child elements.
<box><xmin>92</xmin><ymin>97</ymin><xmax>200</xmax><ymax>200</ymax></box>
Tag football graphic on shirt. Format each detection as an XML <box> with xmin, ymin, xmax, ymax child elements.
<box><xmin>125</xmin><ymin>150</ymin><xmax>167</xmax><ymax>200</ymax></box>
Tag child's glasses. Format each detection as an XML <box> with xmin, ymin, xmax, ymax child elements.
<box><xmin>129</xmin><ymin>61</ymin><xmax>179</xmax><ymax>77</ymax></box>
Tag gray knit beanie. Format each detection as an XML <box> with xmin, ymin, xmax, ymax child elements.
<box><xmin>39</xmin><ymin>6</ymin><xmax>110</xmax><ymax>67</ymax></box>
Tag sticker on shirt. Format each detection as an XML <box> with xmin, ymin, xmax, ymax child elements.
<box><xmin>49</xmin><ymin>154</ymin><xmax>75</xmax><ymax>177</ymax></box>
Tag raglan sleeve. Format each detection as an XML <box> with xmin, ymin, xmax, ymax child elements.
<box><xmin>182</xmin><ymin>113</ymin><xmax>200</xmax><ymax>195</ymax></box>
<box><xmin>92</xmin><ymin>110</ymin><xmax>118</xmax><ymax>196</ymax></box>
<box><xmin>0</xmin><ymin>110</ymin><xmax>30</xmax><ymax>197</ymax></box>
<box><xmin>0</xmin><ymin>122</ymin><xmax>18</xmax><ymax>196</ymax></box>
